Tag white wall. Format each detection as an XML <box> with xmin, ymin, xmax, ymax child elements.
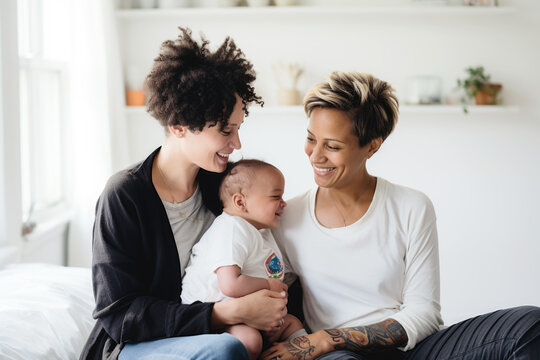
<box><xmin>117</xmin><ymin>1</ymin><xmax>540</xmax><ymax>325</ymax></box>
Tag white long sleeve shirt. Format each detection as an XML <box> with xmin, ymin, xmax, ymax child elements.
<box><xmin>273</xmin><ymin>178</ymin><xmax>443</xmax><ymax>351</ymax></box>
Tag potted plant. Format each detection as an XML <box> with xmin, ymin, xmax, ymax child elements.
<box><xmin>456</xmin><ymin>66</ymin><xmax>502</xmax><ymax>113</ymax></box>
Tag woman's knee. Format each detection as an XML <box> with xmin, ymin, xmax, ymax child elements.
<box><xmin>504</xmin><ymin>306</ymin><xmax>540</xmax><ymax>338</ymax></box>
<box><xmin>510</xmin><ymin>306</ymin><xmax>540</xmax><ymax>343</ymax></box>
<box><xmin>119</xmin><ymin>334</ymin><xmax>249</xmax><ymax>360</ymax></box>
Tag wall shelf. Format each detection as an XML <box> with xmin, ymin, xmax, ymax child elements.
<box><xmin>125</xmin><ymin>104</ymin><xmax>520</xmax><ymax>116</ymax></box>
<box><xmin>116</xmin><ymin>6</ymin><xmax>515</xmax><ymax>20</ymax></box>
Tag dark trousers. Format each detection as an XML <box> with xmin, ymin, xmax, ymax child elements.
<box><xmin>315</xmin><ymin>306</ymin><xmax>540</xmax><ymax>360</ymax></box>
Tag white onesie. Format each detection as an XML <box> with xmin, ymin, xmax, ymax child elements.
<box><xmin>181</xmin><ymin>212</ymin><xmax>285</xmax><ymax>304</ymax></box>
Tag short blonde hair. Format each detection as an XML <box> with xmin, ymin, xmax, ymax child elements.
<box><xmin>304</xmin><ymin>71</ymin><xmax>399</xmax><ymax>146</ymax></box>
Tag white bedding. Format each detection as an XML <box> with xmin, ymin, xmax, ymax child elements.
<box><xmin>0</xmin><ymin>263</ymin><xmax>95</xmax><ymax>359</ymax></box>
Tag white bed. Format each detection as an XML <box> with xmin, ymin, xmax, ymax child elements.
<box><xmin>0</xmin><ymin>263</ymin><xmax>95</xmax><ymax>359</ymax></box>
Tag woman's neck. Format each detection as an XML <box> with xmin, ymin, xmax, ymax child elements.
<box><xmin>153</xmin><ymin>140</ymin><xmax>199</xmax><ymax>203</ymax></box>
<box><xmin>323</xmin><ymin>174</ymin><xmax>377</xmax><ymax>206</ymax></box>
<box><xmin>316</xmin><ymin>174</ymin><xmax>377</xmax><ymax>228</ymax></box>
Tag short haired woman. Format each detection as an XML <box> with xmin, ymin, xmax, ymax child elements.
<box><xmin>264</xmin><ymin>71</ymin><xmax>540</xmax><ymax>360</ymax></box>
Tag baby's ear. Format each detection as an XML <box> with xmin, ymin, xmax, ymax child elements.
<box><xmin>231</xmin><ymin>193</ymin><xmax>247</xmax><ymax>212</ymax></box>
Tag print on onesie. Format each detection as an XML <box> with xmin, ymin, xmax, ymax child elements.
<box><xmin>265</xmin><ymin>252</ymin><xmax>284</xmax><ymax>280</ymax></box>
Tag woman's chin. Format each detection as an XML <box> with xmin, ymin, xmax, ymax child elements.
<box><xmin>200</xmin><ymin>163</ymin><xmax>227</xmax><ymax>174</ymax></box>
<box><xmin>314</xmin><ymin>176</ymin><xmax>334</xmax><ymax>188</ymax></box>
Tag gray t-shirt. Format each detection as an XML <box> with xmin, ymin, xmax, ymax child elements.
<box><xmin>161</xmin><ymin>186</ymin><xmax>216</xmax><ymax>278</ymax></box>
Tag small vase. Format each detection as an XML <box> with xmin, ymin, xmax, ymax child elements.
<box><xmin>277</xmin><ymin>88</ymin><xmax>301</xmax><ymax>106</ymax></box>
<box><xmin>475</xmin><ymin>83</ymin><xmax>502</xmax><ymax>105</ymax></box>
<box><xmin>126</xmin><ymin>90</ymin><xmax>146</xmax><ymax>106</ymax></box>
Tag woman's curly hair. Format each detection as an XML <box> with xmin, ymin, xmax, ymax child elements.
<box><xmin>145</xmin><ymin>27</ymin><xmax>263</xmax><ymax>131</ymax></box>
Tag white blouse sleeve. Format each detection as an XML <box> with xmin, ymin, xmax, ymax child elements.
<box><xmin>388</xmin><ymin>206</ymin><xmax>443</xmax><ymax>350</ymax></box>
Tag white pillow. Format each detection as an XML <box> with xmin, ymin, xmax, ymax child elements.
<box><xmin>0</xmin><ymin>263</ymin><xmax>95</xmax><ymax>359</ymax></box>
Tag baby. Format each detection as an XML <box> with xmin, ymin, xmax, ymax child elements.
<box><xmin>182</xmin><ymin>159</ymin><xmax>306</xmax><ymax>360</ymax></box>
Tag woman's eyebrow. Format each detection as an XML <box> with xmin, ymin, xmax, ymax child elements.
<box><xmin>307</xmin><ymin>129</ymin><xmax>346</xmax><ymax>144</ymax></box>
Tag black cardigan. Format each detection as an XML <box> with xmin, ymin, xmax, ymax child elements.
<box><xmin>80</xmin><ymin>148</ymin><xmax>225</xmax><ymax>359</ymax></box>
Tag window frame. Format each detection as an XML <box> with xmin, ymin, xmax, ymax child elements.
<box><xmin>0</xmin><ymin>0</ymin><xmax>23</xmax><ymax>249</ymax></box>
<box><xmin>17</xmin><ymin>0</ymin><xmax>71</xmax><ymax>234</ymax></box>
<box><xmin>19</xmin><ymin>56</ymin><xmax>70</xmax><ymax>229</ymax></box>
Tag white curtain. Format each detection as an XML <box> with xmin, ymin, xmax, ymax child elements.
<box><xmin>67</xmin><ymin>0</ymin><xmax>128</xmax><ymax>267</ymax></box>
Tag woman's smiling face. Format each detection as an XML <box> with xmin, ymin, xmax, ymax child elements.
<box><xmin>304</xmin><ymin>107</ymin><xmax>375</xmax><ymax>189</ymax></box>
<box><xmin>181</xmin><ymin>94</ymin><xmax>244</xmax><ymax>173</ymax></box>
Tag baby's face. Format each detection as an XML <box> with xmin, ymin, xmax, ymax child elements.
<box><xmin>242</xmin><ymin>168</ymin><xmax>286</xmax><ymax>230</ymax></box>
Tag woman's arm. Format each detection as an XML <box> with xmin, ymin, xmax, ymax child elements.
<box><xmin>211</xmin><ymin>289</ymin><xmax>288</xmax><ymax>332</ymax></box>
<box><xmin>93</xmin><ymin>178</ymin><xmax>217</xmax><ymax>344</ymax></box>
<box><xmin>212</xmin><ymin>266</ymin><xmax>289</xmax><ymax>332</ymax></box>
<box><xmin>261</xmin><ymin>318</ymin><xmax>407</xmax><ymax>360</ymax></box>
<box><xmin>216</xmin><ymin>265</ymin><xmax>288</xmax><ymax>298</ymax></box>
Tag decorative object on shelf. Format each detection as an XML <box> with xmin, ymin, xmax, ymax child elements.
<box><xmin>463</xmin><ymin>0</ymin><xmax>497</xmax><ymax>6</ymax></box>
<box><xmin>405</xmin><ymin>75</ymin><xmax>443</xmax><ymax>105</ymax></box>
<box><xmin>456</xmin><ymin>65</ymin><xmax>502</xmax><ymax>113</ymax></box>
<box><xmin>136</xmin><ymin>0</ymin><xmax>157</xmax><ymax>8</ymax></box>
<box><xmin>273</xmin><ymin>62</ymin><xmax>304</xmax><ymax>106</ymax></box>
<box><xmin>126</xmin><ymin>90</ymin><xmax>146</xmax><ymax>106</ymax></box>
<box><xmin>125</xmin><ymin>65</ymin><xmax>147</xmax><ymax>106</ymax></box>
<box><xmin>115</xmin><ymin>0</ymin><xmax>133</xmax><ymax>9</ymax></box>
<box><xmin>158</xmin><ymin>0</ymin><xmax>191</xmax><ymax>8</ymax></box>
<box><xmin>218</xmin><ymin>0</ymin><xmax>240</xmax><ymax>6</ymax></box>
<box><xmin>274</xmin><ymin>0</ymin><xmax>299</xmax><ymax>6</ymax></box>
<box><xmin>195</xmin><ymin>0</ymin><xmax>239</xmax><ymax>7</ymax></box>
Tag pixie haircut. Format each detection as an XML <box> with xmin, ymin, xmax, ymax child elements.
<box><xmin>219</xmin><ymin>159</ymin><xmax>281</xmax><ymax>205</ymax></box>
<box><xmin>145</xmin><ymin>27</ymin><xmax>263</xmax><ymax>132</ymax></box>
<box><xmin>304</xmin><ymin>71</ymin><xmax>399</xmax><ymax>147</ymax></box>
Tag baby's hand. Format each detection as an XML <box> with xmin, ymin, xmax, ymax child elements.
<box><xmin>268</xmin><ymin>278</ymin><xmax>288</xmax><ymax>293</ymax></box>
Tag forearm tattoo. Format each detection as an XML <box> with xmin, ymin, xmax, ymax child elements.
<box><xmin>282</xmin><ymin>335</ymin><xmax>316</xmax><ymax>359</ymax></box>
<box><xmin>324</xmin><ymin>319</ymin><xmax>407</xmax><ymax>352</ymax></box>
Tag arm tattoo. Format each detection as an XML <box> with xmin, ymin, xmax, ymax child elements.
<box><xmin>282</xmin><ymin>335</ymin><xmax>316</xmax><ymax>359</ymax></box>
<box><xmin>324</xmin><ymin>319</ymin><xmax>407</xmax><ymax>352</ymax></box>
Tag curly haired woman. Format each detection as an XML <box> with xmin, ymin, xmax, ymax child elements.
<box><xmin>79</xmin><ymin>28</ymin><xmax>286</xmax><ymax>360</ymax></box>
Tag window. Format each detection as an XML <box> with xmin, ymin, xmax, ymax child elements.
<box><xmin>17</xmin><ymin>0</ymin><xmax>71</xmax><ymax>229</ymax></box>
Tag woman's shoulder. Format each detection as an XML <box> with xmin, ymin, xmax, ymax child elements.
<box><xmin>380</xmin><ymin>178</ymin><xmax>431</xmax><ymax>201</ymax></box>
<box><xmin>100</xmin><ymin>149</ymin><xmax>158</xmax><ymax>203</ymax></box>
<box><xmin>103</xmin><ymin>162</ymin><xmax>147</xmax><ymax>195</ymax></box>
<box><xmin>379</xmin><ymin>178</ymin><xmax>435</xmax><ymax>217</ymax></box>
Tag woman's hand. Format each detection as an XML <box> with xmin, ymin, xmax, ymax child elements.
<box><xmin>239</xmin><ymin>289</ymin><xmax>288</xmax><ymax>331</ymax></box>
<box><xmin>212</xmin><ymin>289</ymin><xmax>287</xmax><ymax>331</ymax></box>
<box><xmin>261</xmin><ymin>331</ymin><xmax>332</xmax><ymax>360</ymax></box>
<box><xmin>261</xmin><ymin>319</ymin><xmax>408</xmax><ymax>359</ymax></box>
